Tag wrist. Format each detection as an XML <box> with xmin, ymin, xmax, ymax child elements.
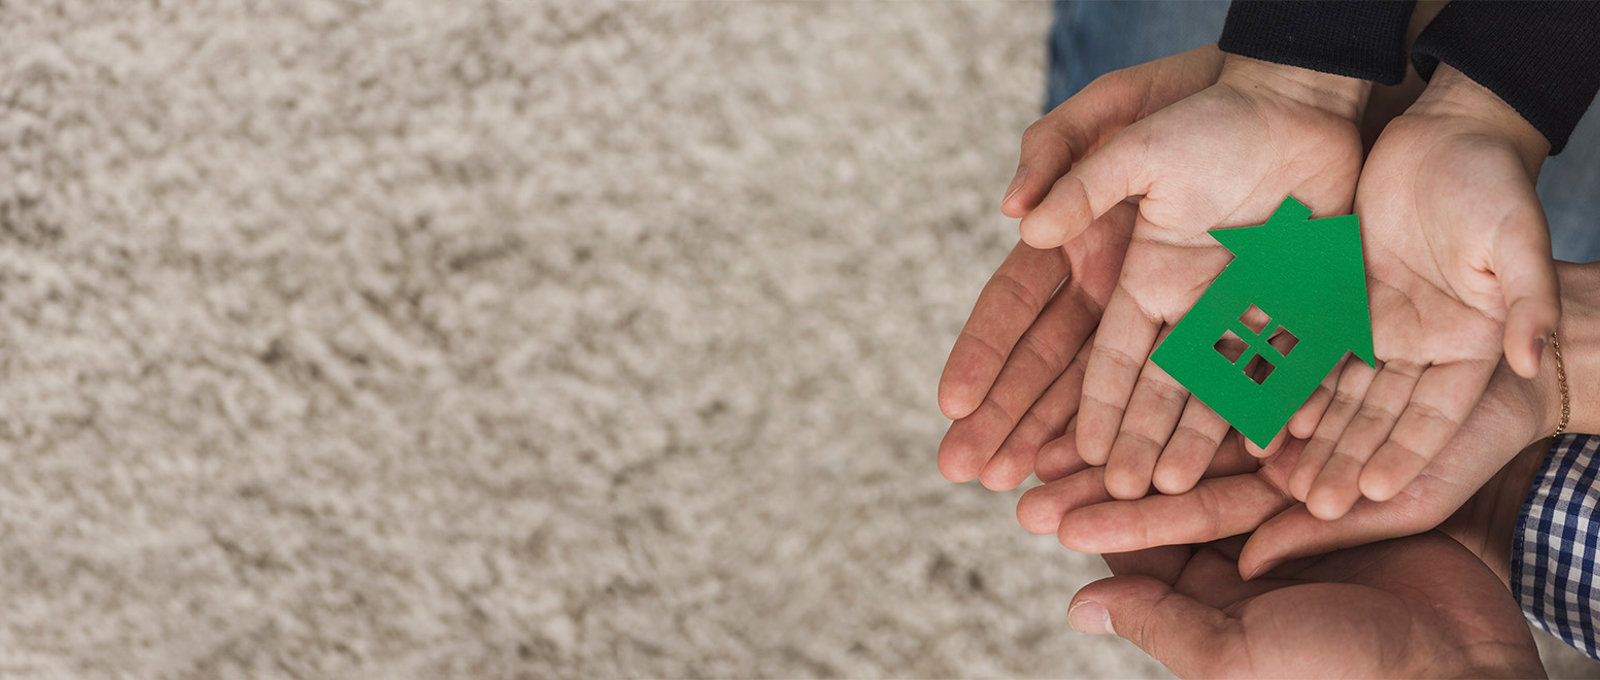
<box><xmin>1218</xmin><ymin>54</ymin><xmax>1370</xmax><ymax>123</ymax></box>
<box><xmin>1409</xmin><ymin>64</ymin><xmax>1551</xmax><ymax>172</ymax></box>
<box><xmin>1553</xmin><ymin>262</ymin><xmax>1600</xmax><ymax>436</ymax></box>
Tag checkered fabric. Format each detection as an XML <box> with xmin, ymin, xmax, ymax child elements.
<box><xmin>1513</xmin><ymin>433</ymin><xmax>1600</xmax><ymax>660</ymax></box>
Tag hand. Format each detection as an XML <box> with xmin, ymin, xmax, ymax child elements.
<box><xmin>1067</xmin><ymin>533</ymin><xmax>1545</xmax><ymax>678</ymax></box>
<box><xmin>1017</xmin><ymin>324</ymin><xmax>1562</xmax><ymax>580</ymax></box>
<box><xmin>1288</xmin><ymin>63</ymin><xmax>1560</xmax><ymax>519</ymax></box>
<box><xmin>938</xmin><ymin>46</ymin><xmax>1224</xmax><ymax>489</ymax></box>
<box><xmin>1019</xmin><ymin>55</ymin><xmax>1368</xmax><ymax>499</ymax></box>
<box><xmin>936</xmin><ymin>214</ymin><xmax>1130</xmax><ymax>488</ymax></box>
<box><xmin>999</xmin><ymin>45</ymin><xmax>1225</xmax><ymax>220</ymax></box>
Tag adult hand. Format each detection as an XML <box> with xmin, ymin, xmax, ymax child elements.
<box><xmin>1067</xmin><ymin>533</ymin><xmax>1545</xmax><ymax>678</ymax></box>
<box><xmin>999</xmin><ymin>45</ymin><xmax>1224</xmax><ymax>219</ymax></box>
<box><xmin>1017</xmin><ymin>311</ymin><xmax>1564</xmax><ymax>580</ymax></box>
<box><xmin>1289</xmin><ymin>63</ymin><xmax>1560</xmax><ymax>519</ymax></box>
<box><xmin>938</xmin><ymin>46</ymin><xmax>1224</xmax><ymax>489</ymax></box>
<box><xmin>1019</xmin><ymin>54</ymin><xmax>1368</xmax><ymax>499</ymax></box>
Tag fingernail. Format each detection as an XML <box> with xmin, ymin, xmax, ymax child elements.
<box><xmin>1003</xmin><ymin>166</ymin><xmax>1028</xmax><ymax>204</ymax></box>
<box><xmin>1245</xmin><ymin>559</ymin><xmax>1282</xmax><ymax>581</ymax></box>
<box><xmin>1068</xmin><ymin>600</ymin><xmax>1113</xmax><ymax>635</ymax></box>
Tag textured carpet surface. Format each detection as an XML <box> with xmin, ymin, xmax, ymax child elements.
<box><xmin>1</xmin><ymin>1</ymin><xmax>1595</xmax><ymax>678</ymax></box>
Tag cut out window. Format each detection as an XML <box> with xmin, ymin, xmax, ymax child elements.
<box><xmin>1214</xmin><ymin>330</ymin><xmax>1246</xmax><ymax>363</ymax></box>
<box><xmin>1273</xmin><ymin>326</ymin><xmax>1299</xmax><ymax>356</ymax></box>
<box><xmin>1244</xmin><ymin>354</ymin><xmax>1275</xmax><ymax>384</ymax></box>
<box><xmin>1240</xmin><ymin>304</ymin><xmax>1270</xmax><ymax>334</ymax></box>
<box><xmin>1217</xmin><ymin>305</ymin><xmax>1292</xmax><ymax>386</ymax></box>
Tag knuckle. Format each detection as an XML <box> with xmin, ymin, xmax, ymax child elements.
<box><xmin>1015</xmin><ymin>333</ymin><xmax>1068</xmax><ymax>372</ymax></box>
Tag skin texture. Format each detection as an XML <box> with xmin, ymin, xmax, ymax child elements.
<box><xmin>938</xmin><ymin>46</ymin><xmax>1224</xmax><ymax>489</ymax></box>
<box><xmin>1067</xmin><ymin>533</ymin><xmax>1545</xmax><ymax>678</ymax></box>
<box><xmin>1012</xmin><ymin>53</ymin><xmax>1370</xmax><ymax>500</ymax></box>
<box><xmin>1014</xmin><ymin>258</ymin><xmax>1600</xmax><ymax>581</ymax></box>
<box><xmin>1288</xmin><ymin>64</ymin><xmax>1560</xmax><ymax>519</ymax></box>
<box><xmin>945</xmin><ymin>56</ymin><xmax>1560</xmax><ymax>519</ymax></box>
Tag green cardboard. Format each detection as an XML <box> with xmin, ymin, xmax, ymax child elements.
<box><xmin>1150</xmin><ymin>196</ymin><xmax>1374</xmax><ymax>449</ymax></box>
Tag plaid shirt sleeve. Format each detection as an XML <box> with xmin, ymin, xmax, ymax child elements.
<box><xmin>1513</xmin><ymin>433</ymin><xmax>1600</xmax><ymax>659</ymax></box>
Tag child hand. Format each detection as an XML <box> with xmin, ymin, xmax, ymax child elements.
<box><xmin>1287</xmin><ymin>64</ymin><xmax>1559</xmax><ymax>520</ymax></box>
<box><xmin>1020</xmin><ymin>54</ymin><xmax>1367</xmax><ymax>500</ymax></box>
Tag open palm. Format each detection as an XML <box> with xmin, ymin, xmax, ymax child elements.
<box><xmin>1018</xmin><ymin>57</ymin><xmax>1366</xmax><ymax>499</ymax></box>
<box><xmin>1018</xmin><ymin>343</ymin><xmax>1556</xmax><ymax>580</ymax></box>
<box><xmin>1072</xmin><ymin>533</ymin><xmax>1543</xmax><ymax>678</ymax></box>
<box><xmin>936</xmin><ymin>207</ymin><xmax>1131</xmax><ymax>488</ymax></box>
<box><xmin>1288</xmin><ymin>71</ymin><xmax>1558</xmax><ymax>520</ymax></box>
<box><xmin>938</xmin><ymin>47</ymin><xmax>1226</xmax><ymax>490</ymax></box>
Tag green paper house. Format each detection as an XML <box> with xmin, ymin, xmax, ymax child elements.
<box><xmin>1150</xmin><ymin>196</ymin><xmax>1374</xmax><ymax>449</ymax></box>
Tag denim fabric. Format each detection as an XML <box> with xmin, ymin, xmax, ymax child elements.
<box><xmin>1046</xmin><ymin>0</ymin><xmax>1600</xmax><ymax>262</ymax></box>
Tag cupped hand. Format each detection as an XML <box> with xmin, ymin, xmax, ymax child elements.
<box><xmin>1000</xmin><ymin>45</ymin><xmax>1224</xmax><ymax>220</ymax></box>
<box><xmin>1068</xmin><ymin>533</ymin><xmax>1544</xmax><ymax>678</ymax></box>
<box><xmin>1018</xmin><ymin>55</ymin><xmax>1368</xmax><ymax>499</ymax></box>
<box><xmin>1288</xmin><ymin>63</ymin><xmax>1560</xmax><ymax>520</ymax></box>
<box><xmin>938</xmin><ymin>46</ymin><xmax>1225</xmax><ymax>490</ymax></box>
<box><xmin>1017</xmin><ymin>332</ymin><xmax>1560</xmax><ymax>580</ymax></box>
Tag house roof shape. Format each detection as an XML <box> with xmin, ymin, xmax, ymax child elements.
<box><xmin>1205</xmin><ymin>196</ymin><xmax>1375</xmax><ymax>368</ymax></box>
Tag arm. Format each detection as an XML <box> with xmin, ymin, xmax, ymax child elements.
<box><xmin>1410</xmin><ymin>0</ymin><xmax>1600</xmax><ymax>154</ymax></box>
<box><xmin>1492</xmin><ymin>263</ymin><xmax>1600</xmax><ymax>660</ymax></box>
<box><xmin>1219</xmin><ymin>0</ymin><xmax>1416</xmax><ymax>86</ymax></box>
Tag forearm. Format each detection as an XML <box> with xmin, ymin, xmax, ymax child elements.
<box><xmin>1475</xmin><ymin>262</ymin><xmax>1600</xmax><ymax>661</ymax></box>
<box><xmin>1552</xmin><ymin>262</ymin><xmax>1600</xmax><ymax>436</ymax></box>
<box><xmin>1219</xmin><ymin>1</ymin><xmax>1415</xmax><ymax>86</ymax></box>
<box><xmin>1411</xmin><ymin>0</ymin><xmax>1600</xmax><ymax>155</ymax></box>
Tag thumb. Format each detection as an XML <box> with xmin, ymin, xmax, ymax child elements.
<box><xmin>1237</xmin><ymin>503</ymin><xmax>1431</xmax><ymax>580</ymax></box>
<box><xmin>1018</xmin><ymin>127</ymin><xmax>1145</xmax><ymax>250</ymax></box>
<box><xmin>1003</xmin><ymin>77</ymin><xmax>1144</xmax><ymax>219</ymax></box>
<box><xmin>1495</xmin><ymin>210</ymin><xmax>1560</xmax><ymax>380</ymax></box>
<box><xmin>1070</xmin><ymin>576</ymin><xmax>1245</xmax><ymax>678</ymax></box>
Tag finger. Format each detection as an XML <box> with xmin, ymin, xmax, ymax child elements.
<box><xmin>1016</xmin><ymin>466</ymin><xmax>1111</xmax><ymax>535</ymax></box>
<box><xmin>1289</xmin><ymin>360</ymin><xmax>1378</xmax><ymax>502</ymax></box>
<box><xmin>1059</xmin><ymin>474</ymin><xmax>1292</xmax><ymax>554</ymax></box>
<box><xmin>1104</xmin><ymin>348</ymin><xmax>1189</xmax><ymax>500</ymax></box>
<box><xmin>1306</xmin><ymin>362</ymin><xmax>1423</xmax><ymax>520</ymax></box>
<box><xmin>1492</xmin><ymin>201</ymin><xmax>1559</xmax><ymax>379</ymax></box>
<box><xmin>1003</xmin><ymin>78</ymin><xmax>1146</xmax><ymax>218</ymax></box>
<box><xmin>1076</xmin><ymin>286</ymin><xmax>1163</xmax><ymax>466</ymax></box>
<box><xmin>1069</xmin><ymin>576</ymin><xmax>1248</xmax><ymax>678</ymax></box>
<box><xmin>1035</xmin><ymin>418</ymin><xmax>1086</xmax><ymax>484</ymax></box>
<box><xmin>1243</xmin><ymin>427</ymin><xmax>1288</xmax><ymax>459</ymax></box>
<box><xmin>1030</xmin><ymin>428</ymin><xmax>1267</xmax><ymax>534</ymax></box>
<box><xmin>1359</xmin><ymin>360</ymin><xmax>1494</xmax><ymax>502</ymax></box>
<box><xmin>980</xmin><ymin>337</ymin><xmax>1095</xmax><ymax>490</ymax></box>
<box><xmin>1018</xmin><ymin>127</ymin><xmax>1148</xmax><ymax>250</ymax></box>
<box><xmin>1288</xmin><ymin>365</ymin><xmax>1342</xmax><ymax>439</ymax></box>
<box><xmin>1238</xmin><ymin>501</ymin><xmax>1435</xmax><ymax>581</ymax></box>
<box><xmin>1151</xmin><ymin>397</ymin><xmax>1230</xmax><ymax>495</ymax></box>
<box><xmin>942</xmin><ymin>284</ymin><xmax>1102</xmax><ymax>487</ymax></box>
<box><xmin>938</xmin><ymin>241</ymin><xmax>1068</xmax><ymax>420</ymax></box>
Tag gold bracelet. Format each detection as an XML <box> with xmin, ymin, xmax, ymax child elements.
<box><xmin>1553</xmin><ymin>329</ymin><xmax>1570</xmax><ymax>437</ymax></box>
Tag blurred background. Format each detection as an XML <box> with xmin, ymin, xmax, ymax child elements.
<box><xmin>0</xmin><ymin>1</ymin><xmax>1594</xmax><ymax>677</ymax></box>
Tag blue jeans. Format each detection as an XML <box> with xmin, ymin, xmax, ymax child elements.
<box><xmin>1046</xmin><ymin>0</ymin><xmax>1600</xmax><ymax>262</ymax></box>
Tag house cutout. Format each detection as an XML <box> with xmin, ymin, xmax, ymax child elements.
<box><xmin>1151</xmin><ymin>196</ymin><xmax>1374</xmax><ymax>449</ymax></box>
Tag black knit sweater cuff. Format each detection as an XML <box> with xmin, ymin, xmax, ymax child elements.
<box><xmin>1219</xmin><ymin>1</ymin><xmax>1415</xmax><ymax>86</ymax></box>
<box><xmin>1411</xmin><ymin>1</ymin><xmax>1600</xmax><ymax>155</ymax></box>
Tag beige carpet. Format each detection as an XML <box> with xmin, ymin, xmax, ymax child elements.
<box><xmin>0</xmin><ymin>1</ymin><xmax>1595</xmax><ymax>677</ymax></box>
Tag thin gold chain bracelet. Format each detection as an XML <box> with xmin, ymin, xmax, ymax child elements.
<box><xmin>1553</xmin><ymin>329</ymin><xmax>1570</xmax><ymax>437</ymax></box>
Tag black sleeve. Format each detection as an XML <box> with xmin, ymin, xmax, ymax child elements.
<box><xmin>1411</xmin><ymin>1</ymin><xmax>1600</xmax><ymax>155</ymax></box>
<box><xmin>1219</xmin><ymin>1</ymin><xmax>1416</xmax><ymax>85</ymax></box>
